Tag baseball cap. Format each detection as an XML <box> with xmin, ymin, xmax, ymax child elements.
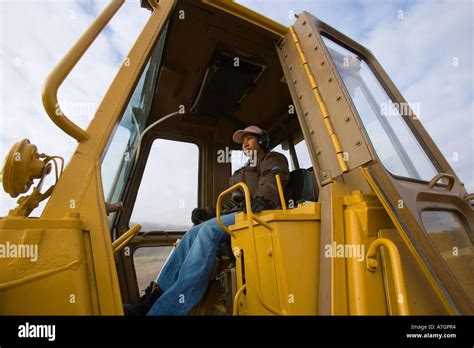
<box><xmin>232</xmin><ymin>125</ymin><xmax>264</xmax><ymax>144</ymax></box>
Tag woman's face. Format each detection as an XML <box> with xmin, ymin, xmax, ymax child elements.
<box><xmin>242</xmin><ymin>133</ymin><xmax>262</xmax><ymax>157</ymax></box>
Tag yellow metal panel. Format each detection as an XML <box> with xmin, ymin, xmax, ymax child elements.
<box><xmin>201</xmin><ymin>0</ymin><xmax>287</xmax><ymax>37</ymax></box>
<box><xmin>0</xmin><ymin>218</ymin><xmax>95</xmax><ymax>314</ymax></box>
<box><xmin>378</xmin><ymin>229</ymin><xmax>451</xmax><ymax>315</ymax></box>
<box><xmin>361</xmin><ymin>168</ymin><xmax>456</xmax><ymax>314</ymax></box>
<box><xmin>342</xmin><ymin>191</ymin><xmax>395</xmax><ymax>315</ymax></box>
<box><xmin>230</xmin><ymin>203</ymin><xmax>320</xmax><ymax>315</ymax></box>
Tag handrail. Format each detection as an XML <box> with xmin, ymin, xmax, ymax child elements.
<box><xmin>463</xmin><ymin>193</ymin><xmax>474</xmax><ymax>202</ymax></box>
<box><xmin>233</xmin><ymin>284</ymin><xmax>247</xmax><ymax>315</ymax></box>
<box><xmin>41</xmin><ymin>0</ymin><xmax>125</xmax><ymax>142</ymax></box>
<box><xmin>216</xmin><ymin>182</ymin><xmax>286</xmax><ymax>316</ymax></box>
<box><xmin>366</xmin><ymin>238</ymin><xmax>410</xmax><ymax>315</ymax></box>
<box><xmin>112</xmin><ymin>224</ymin><xmax>141</xmax><ymax>253</ymax></box>
<box><xmin>148</xmin><ymin>0</ymin><xmax>160</xmax><ymax>9</ymax></box>
<box><xmin>216</xmin><ymin>183</ymin><xmax>273</xmax><ymax>238</ymax></box>
<box><xmin>427</xmin><ymin>173</ymin><xmax>456</xmax><ymax>191</ymax></box>
<box><xmin>275</xmin><ymin>173</ymin><xmax>287</xmax><ymax>211</ymax></box>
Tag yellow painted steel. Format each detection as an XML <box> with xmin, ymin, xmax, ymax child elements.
<box><xmin>361</xmin><ymin>168</ymin><xmax>456</xmax><ymax>314</ymax></box>
<box><xmin>216</xmin><ymin>182</ymin><xmax>273</xmax><ymax>238</ymax></box>
<box><xmin>202</xmin><ymin>0</ymin><xmax>287</xmax><ymax>37</ymax></box>
<box><xmin>216</xmin><ymin>182</ymin><xmax>285</xmax><ymax>315</ymax></box>
<box><xmin>233</xmin><ymin>284</ymin><xmax>247</xmax><ymax>315</ymax></box>
<box><xmin>275</xmin><ymin>173</ymin><xmax>287</xmax><ymax>211</ymax></box>
<box><xmin>112</xmin><ymin>224</ymin><xmax>142</xmax><ymax>253</ymax></box>
<box><xmin>340</xmin><ymin>189</ymin><xmax>389</xmax><ymax>315</ymax></box>
<box><xmin>366</xmin><ymin>238</ymin><xmax>410</xmax><ymax>315</ymax></box>
<box><xmin>229</xmin><ymin>203</ymin><xmax>320</xmax><ymax>315</ymax></box>
<box><xmin>148</xmin><ymin>0</ymin><xmax>159</xmax><ymax>9</ymax></box>
<box><xmin>42</xmin><ymin>0</ymin><xmax>125</xmax><ymax>142</ymax></box>
<box><xmin>289</xmin><ymin>26</ymin><xmax>348</xmax><ymax>173</ymax></box>
<box><xmin>0</xmin><ymin>215</ymin><xmax>100</xmax><ymax>314</ymax></box>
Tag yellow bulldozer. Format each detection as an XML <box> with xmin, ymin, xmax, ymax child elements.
<box><xmin>0</xmin><ymin>0</ymin><xmax>472</xmax><ymax>316</ymax></box>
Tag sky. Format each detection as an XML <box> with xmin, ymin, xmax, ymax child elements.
<box><xmin>0</xmin><ymin>0</ymin><xmax>472</xmax><ymax>229</ymax></box>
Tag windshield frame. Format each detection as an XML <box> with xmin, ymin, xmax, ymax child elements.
<box><xmin>100</xmin><ymin>22</ymin><xmax>170</xmax><ymax>228</ymax></box>
<box><xmin>314</xmin><ymin>20</ymin><xmax>450</xmax><ymax>185</ymax></box>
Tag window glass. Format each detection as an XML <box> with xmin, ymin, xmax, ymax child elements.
<box><xmin>133</xmin><ymin>246</ymin><xmax>174</xmax><ymax>295</ymax></box>
<box><xmin>271</xmin><ymin>144</ymin><xmax>293</xmax><ymax>170</ymax></box>
<box><xmin>322</xmin><ymin>36</ymin><xmax>439</xmax><ymax>181</ymax></box>
<box><xmin>294</xmin><ymin>139</ymin><xmax>312</xmax><ymax>169</ymax></box>
<box><xmin>101</xmin><ymin>25</ymin><xmax>168</xmax><ymax>226</ymax></box>
<box><xmin>421</xmin><ymin>210</ymin><xmax>473</xmax><ymax>303</ymax></box>
<box><xmin>130</xmin><ymin>139</ymin><xmax>199</xmax><ymax>231</ymax></box>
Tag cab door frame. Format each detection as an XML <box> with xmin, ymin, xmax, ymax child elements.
<box><xmin>278</xmin><ymin>11</ymin><xmax>473</xmax><ymax>314</ymax></box>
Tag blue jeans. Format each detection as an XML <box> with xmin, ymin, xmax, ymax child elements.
<box><xmin>147</xmin><ymin>212</ymin><xmax>236</xmax><ymax>315</ymax></box>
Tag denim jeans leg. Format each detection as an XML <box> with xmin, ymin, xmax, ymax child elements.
<box><xmin>156</xmin><ymin>222</ymin><xmax>205</xmax><ymax>291</ymax></box>
<box><xmin>147</xmin><ymin>212</ymin><xmax>236</xmax><ymax>315</ymax></box>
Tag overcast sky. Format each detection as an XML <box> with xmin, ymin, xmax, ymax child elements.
<box><xmin>0</xmin><ymin>0</ymin><xmax>472</xmax><ymax>228</ymax></box>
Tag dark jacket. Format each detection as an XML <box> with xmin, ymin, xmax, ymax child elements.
<box><xmin>228</xmin><ymin>150</ymin><xmax>290</xmax><ymax>210</ymax></box>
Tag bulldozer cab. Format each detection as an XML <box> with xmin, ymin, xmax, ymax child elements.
<box><xmin>0</xmin><ymin>0</ymin><xmax>472</xmax><ymax>316</ymax></box>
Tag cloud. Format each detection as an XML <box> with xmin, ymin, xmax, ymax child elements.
<box><xmin>237</xmin><ymin>0</ymin><xmax>473</xmax><ymax>191</ymax></box>
<box><xmin>129</xmin><ymin>139</ymin><xmax>199</xmax><ymax>229</ymax></box>
<box><xmin>1</xmin><ymin>0</ymin><xmax>472</xmax><ymax>223</ymax></box>
<box><xmin>0</xmin><ymin>0</ymin><xmax>149</xmax><ymax>216</ymax></box>
<box><xmin>362</xmin><ymin>0</ymin><xmax>473</xmax><ymax>189</ymax></box>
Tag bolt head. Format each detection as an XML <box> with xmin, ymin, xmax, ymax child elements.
<box><xmin>233</xmin><ymin>247</ymin><xmax>241</xmax><ymax>258</ymax></box>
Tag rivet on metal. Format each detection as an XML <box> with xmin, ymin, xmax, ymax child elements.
<box><xmin>233</xmin><ymin>247</ymin><xmax>241</xmax><ymax>258</ymax></box>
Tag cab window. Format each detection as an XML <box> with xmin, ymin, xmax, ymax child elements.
<box><xmin>322</xmin><ymin>36</ymin><xmax>439</xmax><ymax>182</ymax></box>
<box><xmin>421</xmin><ymin>210</ymin><xmax>474</xmax><ymax>303</ymax></box>
<box><xmin>130</xmin><ymin>139</ymin><xmax>199</xmax><ymax>231</ymax></box>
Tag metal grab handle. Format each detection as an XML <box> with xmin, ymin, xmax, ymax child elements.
<box><xmin>427</xmin><ymin>173</ymin><xmax>456</xmax><ymax>191</ymax></box>
<box><xmin>463</xmin><ymin>193</ymin><xmax>474</xmax><ymax>202</ymax></box>
<box><xmin>112</xmin><ymin>224</ymin><xmax>141</xmax><ymax>253</ymax></box>
<box><xmin>271</xmin><ymin>167</ymin><xmax>287</xmax><ymax>211</ymax></box>
<box><xmin>275</xmin><ymin>173</ymin><xmax>287</xmax><ymax>210</ymax></box>
<box><xmin>216</xmin><ymin>182</ymin><xmax>286</xmax><ymax>316</ymax></box>
<box><xmin>233</xmin><ymin>284</ymin><xmax>247</xmax><ymax>315</ymax></box>
<box><xmin>366</xmin><ymin>238</ymin><xmax>409</xmax><ymax>315</ymax></box>
<box><xmin>41</xmin><ymin>0</ymin><xmax>125</xmax><ymax>142</ymax></box>
<box><xmin>216</xmin><ymin>182</ymin><xmax>273</xmax><ymax>238</ymax></box>
<box><xmin>148</xmin><ymin>0</ymin><xmax>160</xmax><ymax>9</ymax></box>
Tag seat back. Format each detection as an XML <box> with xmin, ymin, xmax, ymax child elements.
<box><xmin>286</xmin><ymin>168</ymin><xmax>319</xmax><ymax>204</ymax></box>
